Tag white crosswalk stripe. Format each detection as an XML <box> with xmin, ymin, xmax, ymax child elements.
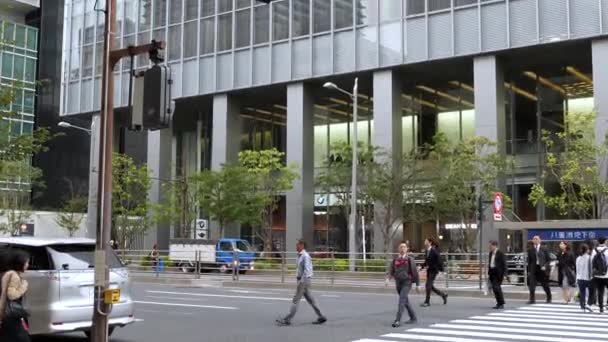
<box><xmin>351</xmin><ymin>304</ymin><xmax>608</xmax><ymax>342</ymax></box>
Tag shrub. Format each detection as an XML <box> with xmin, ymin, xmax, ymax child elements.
<box><xmin>254</xmin><ymin>257</ymin><xmax>281</xmax><ymax>270</ymax></box>
<box><xmin>313</xmin><ymin>258</ymin><xmax>349</xmax><ymax>272</ymax></box>
<box><xmin>356</xmin><ymin>259</ymin><xmax>387</xmax><ymax>273</ymax></box>
<box><xmin>140</xmin><ymin>255</ymin><xmax>175</xmax><ymax>270</ymax></box>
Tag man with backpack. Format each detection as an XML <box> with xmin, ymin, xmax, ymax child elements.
<box><xmin>591</xmin><ymin>237</ymin><xmax>608</xmax><ymax>313</ymax></box>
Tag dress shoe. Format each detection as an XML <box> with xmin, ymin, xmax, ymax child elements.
<box><xmin>312</xmin><ymin>317</ymin><xmax>327</xmax><ymax>325</ymax></box>
<box><xmin>493</xmin><ymin>304</ymin><xmax>504</xmax><ymax>310</ymax></box>
<box><xmin>276</xmin><ymin>318</ymin><xmax>291</xmax><ymax>326</ymax></box>
<box><xmin>420</xmin><ymin>302</ymin><xmax>430</xmax><ymax>307</ymax></box>
<box><xmin>392</xmin><ymin>321</ymin><xmax>400</xmax><ymax>328</ymax></box>
<box><xmin>442</xmin><ymin>294</ymin><xmax>449</xmax><ymax>305</ymax></box>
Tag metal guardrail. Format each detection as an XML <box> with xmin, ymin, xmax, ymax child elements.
<box><xmin>117</xmin><ymin>249</ymin><xmax>532</xmax><ymax>289</ymax></box>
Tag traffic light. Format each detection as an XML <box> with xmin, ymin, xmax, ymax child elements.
<box><xmin>131</xmin><ymin>65</ymin><xmax>172</xmax><ymax>131</ymax></box>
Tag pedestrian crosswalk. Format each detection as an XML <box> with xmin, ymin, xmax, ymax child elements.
<box><xmin>352</xmin><ymin>303</ymin><xmax>608</xmax><ymax>342</ymax></box>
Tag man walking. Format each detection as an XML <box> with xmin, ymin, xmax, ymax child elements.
<box><xmin>420</xmin><ymin>237</ymin><xmax>448</xmax><ymax>307</ymax></box>
<box><xmin>527</xmin><ymin>235</ymin><xmax>552</xmax><ymax>304</ymax></box>
<box><xmin>387</xmin><ymin>242</ymin><xmax>420</xmax><ymax>327</ymax></box>
<box><xmin>276</xmin><ymin>239</ymin><xmax>327</xmax><ymax>326</ymax></box>
<box><xmin>488</xmin><ymin>240</ymin><xmax>507</xmax><ymax>309</ymax></box>
<box><xmin>591</xmin><ymin>237</ymin><xmax>608</xmax><ymax>313</ymax></box>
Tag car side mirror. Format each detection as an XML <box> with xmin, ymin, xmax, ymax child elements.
<box><xmin>62</xmin><ymin>264</ymin><xmax>69</xmax><ymax>270</ymax></box>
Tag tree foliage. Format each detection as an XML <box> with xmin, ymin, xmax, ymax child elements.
<box><xmin>56</xmin><ymin>195</ymin><xmax>88</xmax><ymax>237</ymax></box>
<box><xmin>0</xmin><ymin>161</ymin><xmax>43</xmax><ymax>235</ymax></box>
<box><xmin>112</xmin><ymin>153</ymin><xmax>152</xmax><ymax>249</ymax></box>
<box><xmin>155</xmin><ymin>174</ymin><xmax>200</xmax><ymax>239</ymax></box>
<box><xmin>529</xmin><ymin>111</ymin><xmax>607</xmax><ymax>219</ymax></box>
<box><xmin>238</xmin><ymin>149</ymin><xmax>299</xmax><ymax>252</ymax></box>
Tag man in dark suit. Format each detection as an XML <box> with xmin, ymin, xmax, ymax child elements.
<box><xmin>420</xmin><ymin>237</ymin><xmax>448</xmax><ymax>307</ymax></box>
<box><xmin>488</xmin><ymin>240</ymin><xmax>507</xmax><ymax>309</ymax></box>
<box><xmin>527</xmin><ymin>235</ymin><xmax>552</xmax><ymax>304</ymax></box>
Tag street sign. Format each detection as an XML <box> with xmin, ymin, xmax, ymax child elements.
<box><xmin>103</xmin><ymin>289</ymin><xmax>121</xmax><ymax>305</ymax></box>
<box><xmin>196</xmin><ymin>219</ymin><xmax>209</xmax><ymax>240</ymax></box>
<box><xmin>493</xmin><ymin>192</ymin><xmax>503</xmax><ymax>222</ymax></box>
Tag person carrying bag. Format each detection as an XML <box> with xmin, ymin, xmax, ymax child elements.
<box><xmin>0</xmin><ymin>250</ymin><xmax>31</xmax><ymax>342</ymax></box>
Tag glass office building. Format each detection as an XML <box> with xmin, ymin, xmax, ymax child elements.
<box><xmin>60</xmin><ymin>0</ymin><xmax>608</xmax><ymax>252</ymax></box>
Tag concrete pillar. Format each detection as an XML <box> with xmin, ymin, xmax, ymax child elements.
<box><xmin>147</xmin><ymin>128</ymin><xmax>173</xmax><ymax>249</ymax></box>
<box><xmin>85</xmin><ymin>114</ymin><xmax>100</xmax><ymax>239</ymax></box>
<box><xmin>210</xmin><ymin>94</ymin><xmax>242</xmax><ymax>238</ymax></box>
<box><xmin>593</xmin><ymin>39</ymin><xmax>608</xmax><ymax>218</ymax></box>
<box><xmin>372</xmin><ymin>70</ymin><xmax>403</xmax><ymax>255</ymax></box>
<box><xmin>286</xmin><ymin>82</ymin><xmax>314</xmax><ymax>252</ymax></box>
<box><xmin>474</xmin><ymin>55</ymin><xmax>506</xmax><ymax>250</ymax></box>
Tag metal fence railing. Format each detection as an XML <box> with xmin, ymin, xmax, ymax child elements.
<box><xmin>117</xmin><ymin>249</ymin><xmax>537</xmax><ymax>289</ymax></box>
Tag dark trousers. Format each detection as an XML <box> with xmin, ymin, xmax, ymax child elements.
<box><xmin>489</xmin><ymin>269</ymin><xmax>505</xmax><ymax>306</ymax></box>
<box><xmin>395</xmin><ymin>279</ymin><xmax>416</xmax><ymax>321</ymax></box>
<box><xmin>593</xmin><ymin>278</ymin><xmax>608</xmax><ymax>311</ymax></box>
<box><xmin>0</xmin><ymin>317</ymin><xmax>30</xmax><ymax>342</ymax></box>
<box><xmin>588</xmin><ymin>282</ymin><xmax>597</xmax><ymax>305</ymax></box>
<box><xmin>577</xmin><ymin>279</ymin><xmax>591</xmax><ymax>310</ymax></box>
<box><xmin>425</xmin><ymin>271</ymin><xmax>445</xmax><ymax>303</ymax></box>
<box><xmin>529</xmin><ymin>266</ymin><xmax>552</xmax><ymax>302</ymax></box>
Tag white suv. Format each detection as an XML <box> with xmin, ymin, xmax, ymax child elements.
<box><xmin>0</xmin><ymin>237</ymin><xmax>135</xmax><ymax>337</ymax></box>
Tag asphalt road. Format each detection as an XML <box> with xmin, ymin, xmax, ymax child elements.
<box><xmin>30</xmin><ymin>281</ymin><xmax>528</xmax><ymax>342</ymax></box>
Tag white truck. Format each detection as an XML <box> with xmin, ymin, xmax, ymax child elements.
<box><xmin>169</xmin><ymin>238</ymin><xmax>256</xmax><ymax>273</ymax></box>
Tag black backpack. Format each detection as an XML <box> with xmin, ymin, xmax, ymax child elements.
<box><xmin>592</xmin><ymin>248</ymin><xmax>608</xmax><ymax>277</ymax></box>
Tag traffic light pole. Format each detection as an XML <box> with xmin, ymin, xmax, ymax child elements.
<box><xmin>92</xmin><ymin>0</ymin><xmax>164</xmax><ymax>341</ymax></box>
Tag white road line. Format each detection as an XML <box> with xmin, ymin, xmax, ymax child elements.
<box><xmin>134</xmin><ymin>318</ymin><xmax>145</xmax><ymax>322</ymax></box>
<box><xmin>144</xmin><ymin>295</ymin><xmax>209</xmax><ymax>302</ymax></box>
<box><xmin>488</xmin><ymin>312</ymin><xmax>608</xmax><ymax>322</ymax></box>
<box><xmin>146</xmin><ymin>290</ymin><xmax>291</xmax><ymax>301</ymax></box>
<box><xmin>531</xmin><ymin>304</ymin><xmax>585</xmax><ymax>309</ymax></box>
<box><xmin>134</xmin><ymin>301</ymin><xmax>237</xmax><ymax>310</ymax></box>
<box><xmin>470</xmin><ymin>315</ymin><xmax>608</xmax><ymax>327</ymax></box>
<box><xmin>321</xmin><ymin>294</ymin><xmax>341</xmax><ymax>298</ymax></box>
<box><xmin>381</xmin><ymin>333</ymin><xmax>511</xmax><ymax>342</ymax></box>
<box><xmin>519</xmin><ymin>306</ymin><xmax>582</xmax><ymax>312</ymax></box>
<box><xmin>503</xmin><ymin>310</ymin><xmax>598</xmax><ymax>317</ymax></box>
<box><xmin>136</xmin><ymin>309</ymin><xmax>195</xmax><ymax>316</ymax></box>
<box><xmin>451</xmin><ymin>319</ymin><xmax>606</xmax><ymax>332</ymax></box>
<box><xmin>352</xmin><ymin>339</ymin><xmax>401</xmax><ymax>342</ymax></box>
<box><xmin>401</xmin><ymin>328</ymin><xmax>604</xmax><ymax>342</ymax></box>
<box><xmin>431</xmin><ymin>323</ymin><xmax>608</xmax><ymax>339</ymax></box>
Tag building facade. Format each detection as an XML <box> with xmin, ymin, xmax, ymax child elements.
<box><xmin>60</xmin><ymin>0</ymin><xmax>608</xmax><ymax>252</ymax></box>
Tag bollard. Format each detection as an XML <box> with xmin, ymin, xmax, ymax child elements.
<box><xmin>331</xmin><ymin>254</ymin><xmax>335</xmax><ymax>286</ymax></box>
<box><xmin>195</xmin><ymin>251</ymin><xmax>201</xmax><ymax>279</ymax></box>
<box><xmin>281</xmin><ymin>253</ymin><xmax>285</xmax><ymax>284</ymax></box>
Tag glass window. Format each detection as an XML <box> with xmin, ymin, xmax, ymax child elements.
<box><xmin>2</xmin><ymin>53</ymin><xmax>13</xmax><ymax>78</ymax></box>
<box><xmin>26</xmin><ymin>28</ymin><xmax>37</xmax><ymax>51</ymax></box>
<box><xmin>313</xmin><ymin>0</ymin><xmax>331</xmax><ymax>33</ymax></box>
<box><xmin>13</xmin><ymin>56</ymin><xmax>25</xmax><ymax>80</ymax></box>
<box><xmin>200</xmin><ymin>17</ymin><xmax>215</xmax><ymax>54</ymax></box>
<box><xmin>23</xmin><ymin>90</ymin><xmax>34</xmax><ymax>114</ymax></box>
<box><xmin>15</xmin><ymin>25</ymin><xmax>26</xmax><ymax>48</ymax></box>
<box><xmin>96</xmin><ymin>42</ymin><xmax>104</xmax><ymax>74</ymax></box>
<box><xmin>380</xmin><ymin>0</ymin><xmax>400</xmax><ymax>22</ymax></box>
<box><xmin>219</xmin><ymin>241</ymin><xmax>233</xmax><ymax>251</ymax></box>
<box><xmin>236</xmin><ymin>240</ymin><xmax>251</xmax><ymax>252</ymax></box>
<box><xmin>218</xmin><ymin>13</ymin><xmax>233</xmax><ymax>51</ymax></box>
<box><xmin>22</xmin><ymin>122</ymin><xmax>33</xmax><ymax>134</ymax></box>
<box><xmin>236</xmin><ymin>9</ymin><xmax>251</xmax><ymax>48</ymax></box>
<box><xmin>48</xmin><ymin>245</ymin><xmax>123</xmax><ymax>270</ymax></box>
<box><xmin>82</xmin><ymin>45</ymin><xmax>94</xmax><ymax>77</ymax></box>
<box><xmin>293</xmin><ymin>0</ymin><xmax>310</xmax><ymax>37</ymax></box>
<box><xmin>124</xmin><ymin>0</ymin><xmax>137</xmax><ymax>34</ymax></box>
<box><xmin>25</xmin><ymin>58</ymin><xmax>35</xmax><ymax>83</ymax></box>
<box><xmin>201</xmin><ymin>0</ymin><xmax>215</xmax><ymax>16</ymax></box>
<box><xmin>168</xmin><ymin>25</ymin><xmax>182</xmax><ymax>61</ymax></box>
<box><xmin>12</xmin><ymin>90</ymin><xmax>22</xmax><ymax>112</ymax></box>
<box><xmin>334</xmin><ymin>0</ymin><xmax>353</xmax><ymax>30</ymax></box>
<box><xmin>455</xmin><ymin>0</ymin><xmax>478</xmax><ymax>6</ymax></box>
<box><xmin>10</xmin><ymin>121</ymin><xmax>21</xmax><ymax>137</ymax></box>
<box><xmin>219</xmin><ymin>0</ymin><xmax>233</xmax><ymax>13</ymax></box>
<box><xmin>273</xmin><ymin>0</ymin><xmax>289</xmax><ymax>41</ymax></box>
<box><xmin>357</xmin><ymin>0</ymin><xmax>378</xmax><ymax>25</ymax></box>
<box><xmin>428</xmin><ymin>0</ymin><xmax>451</xmax><ymax>11</ymax></box>
<box><xmin>237</xmin><ymin>0</ymin><xmax>251</xmax><ymax>9</ymax></box>
<box><xmin>3</xmin><ymin>22</ymin><xmax>14</xmax><ymax>42</ymax></box>
<box><xmin>153</xmin><ymin>0</ymin><xmax>167</xmax><ymax>28</ymax></box>
<box><xmin>254</xmin><ymin>5</ymin><xmax>270</xmax><ymax>44</ymax></box>
<box><xmin>185</xmin><ymin>0</ymin><xmax>198</xmax><ymax>20</ymax></box>
<box><xmin>184</xmin><ymin>21</ymin><xmax>197</xmax><ymax>58</ymax></box>
<box><xmin>139</xmin><ymin>0</ymin><xmax>152</xmax><ymax>31</ymax></box>
<box><xmin>406</xmin><ymin>0</ymin><xmax>425</xmax><ymax>15</ymax></box>
<box><xmin>170</xmin><ymin>0</ymin><xmax>182</xmax><ymax>23</ymax></box>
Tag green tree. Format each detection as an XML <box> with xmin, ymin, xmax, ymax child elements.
<box><xmin>238</xmin><ymin>149</ymin><xmax>299</xmax><ymax>252</ymax></box>
<box><xmin>56</xmin><ymin>195</ymin><xmax>88</xmax><ymax>237</ymax></box>
<box><xmin>112</xmin><ymin>153</ymin><xmax>152</xmax><ymax>249</ymax></box>
<box><xmin>429</xmin><ymin>134</ymin><xmax>511</xmax><ymax>251</ymax></box>
<box><xmin>155</xmin><ymin>174</ymin><xmax>200</xmax><ymax>239</ymax></box>
<box><xmin>196</xmin><ymin>166</ymin><xmax>258</xmax><ymax>238</ymax></box>
<box><xmin>0</xmin><ymin>160</ymin><xmax>43</xmax><ymax>235</ymax></box>
<box><xmin>529</xmin><ymin>111</ymin><xmax>608</xmax><ymax>219</ymax></box>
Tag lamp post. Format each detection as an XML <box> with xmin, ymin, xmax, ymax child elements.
<box><xmin>58</xmin><ymin>121</ymin><xmax>92</xmax><ymax>135</ymax></box>
<box><xmin>323</xmin><ymin>78</ymin><xmax>358</xmax><ymax>272</ymax></box>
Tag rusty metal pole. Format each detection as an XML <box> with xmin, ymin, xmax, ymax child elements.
<box><xmin>92</xmin><ymin>0</ymin><xmax>116</xmax><ymax>341</ymax></box>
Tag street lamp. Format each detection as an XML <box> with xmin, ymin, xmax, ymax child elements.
<box><xmin>323</xmin><ymin>78</ymin><xmax>359</xmax><ymax>272</ymax></box>
<box><xmin>58</xmin><ymin>121</ymin><xmax>92</xmax><ymax>135</ymax></box>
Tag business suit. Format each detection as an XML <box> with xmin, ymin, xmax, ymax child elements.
<box><xmin>421</xmin><ymin>247</ymin><xmax>447</xmax><ymax>305</ymax></box>
<box><xmin>489</xmin><ymin>249</ymin><xmax>507</xmax><ymax>307</ymax></box>
<box><xmin>527</xmin><ymin>244</ymin><xmax>552</xmax><ymax>303</ymax></box>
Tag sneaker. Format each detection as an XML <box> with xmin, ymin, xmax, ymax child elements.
<box><xmin>392</xmin><ymin>321</ymin><xmax>400</xmax><ymax>328</ymax></box>
<box><xmin>405</xmin><ymin>319</ymin><xmax>418</xmax><ymax>324</ymax></box>
<box><xmin>420</xmin><ymin>303</ymin><xmax>430</xmax><ymax>307</ymax></box>
<box><xmin>585</xmin><ymin>305</ymin><xmax>595</xmax><ymax>313</ymax></box>
<box><xmin>276</xmin><ymin>318</ymin><xmax>291</xmax><ymax>326</ymax></box>
<box><xmin>312</xmin><ymin>317</ymin><xmax>327</xmax><ymax>325</ymax></box>
<box><xmin>442</xmin><ymin>294</ymin><xmax>449</xmax><ymax>305</ymax></box>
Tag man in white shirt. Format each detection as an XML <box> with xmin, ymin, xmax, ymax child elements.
<box><xmin>527</xmin><ymin>236</ymin><xmax>552</xmax><ymax>304</ymax></box>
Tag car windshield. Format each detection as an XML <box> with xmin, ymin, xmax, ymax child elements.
<box><xmin>236</xmin><ymin>241</ymin><xmax>251</xmax><ymax>252</ymax></box>
<box><xmin>47</xmin><ymin>244</ymin><xmax>123</xmax><ymax>270</ymax></box>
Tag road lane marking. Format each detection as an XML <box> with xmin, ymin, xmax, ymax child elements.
<box><xmin>431</xmin><ymin>323</ymin><xmax>608</xmax><ymax>339</ymax></box>
<box><xmin>321</xmin><ymin>294</ymin><xmax>341</xmax><ymax>298</ymax></box>
<box><xmin>470</xmin><ymin>316</ymin><xmax>608</xmax><ymax>327</ymax></box>
<box><xmin>144</xmin><ymin>295</ymin><xmax>208</xmax><ymax>302</ymax></box>
<box><xmin>488</xmin><ymin>312</ymin><xmax>608</xmax><ymax>322</ymax></box>
<box><xmin>451</xmin><ymin>319</ymin><xmax>606</xmax><ymax>332</ymax></box>
<box><xmin>146</xmin><ymin>290</ymin><xmax>291</xmax><ymax>301</ymax></box>
<box><xmin>519</xmin><ymin>306</ymin><xmax>581</xmax><ymax>312</ymax></box>
<box><xmin>134</xmin><ymin>301</ymin><xmax>237</xmax><ymax>310</ymax></box>
<box><xmin>137</xmin><ymin>309</ymin><xmax>195</xmax><ymax>316</ymax></box>
<box><xmin>395</xmin><ymin>329</ymin><xmax>604</xmax><ymax>342</ymax></box>
<box><xmin>380</xmin><ymin>334</ymin><xmax>507</xmax><ymax>342</ymax></box>
<box><xmin>502</xmin><ymin>309</ymin><xmax>602</xmax><ymax>317</ymax></box>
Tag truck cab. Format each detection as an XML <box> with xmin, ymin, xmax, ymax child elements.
<box><xmin>169</xmin><ymin>238</ymin><xmax>257</xmax><ymax>274</ymax></box>
<box><xmin>215</xmin><ymin>238</ymin><xmax>256</xmax><ymax>273</ymax></box>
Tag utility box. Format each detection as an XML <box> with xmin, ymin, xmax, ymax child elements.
<box><xmin>140</xmin><ymin>64</ymin><xmax>172</xmax><ymax>130</ymax></box>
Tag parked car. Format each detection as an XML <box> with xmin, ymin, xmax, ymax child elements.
<box><xmin>506</xmin><ymin>252</ymin><xmax>558</xmax><ymax>285</ymax></box>
<box><xmin>0</xmin><ymin>237</ymin><xmax>135</xmax><ymax>338</ymax></box>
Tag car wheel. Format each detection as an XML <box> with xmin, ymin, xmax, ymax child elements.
<box><xmin>85</xmin><ymin>327</ymin><xmax>115</xmax><ymax>339</ymax></box>
<box><xmin>219</xmin><ymin>264</ymin><xmax>229</xmax><ymax>273</ymax></box>
<box><xmin>178</xmin><ymin>261</ymin><xmax>194</xmax><ymax>273</ymax></box>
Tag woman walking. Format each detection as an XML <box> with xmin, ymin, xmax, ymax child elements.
<box><xmin>0</xmin><ymin>249</ymin><xmax>31</xmax><ymax>342</ymax></box>
<box><xmin>576</xmin><ymin>244</ymin><xmax>593</xmax><ymax>312</ymax></box>
<box><xmin>557</xmin><ymin>241</ymin><xmax>576</xmax><ymax>304</ymax></box>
